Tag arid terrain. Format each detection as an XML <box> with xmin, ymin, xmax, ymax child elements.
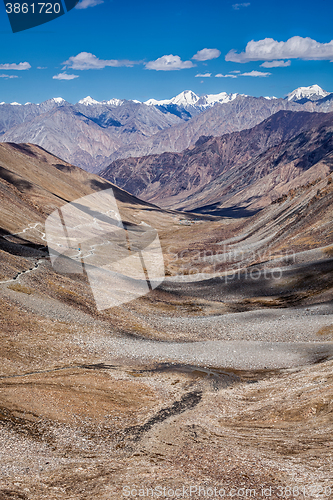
<box><xmin>100</xmin><ymin>110</ymin><xmax>333</xmax><ymax>213</ymax></box>
<box><xmin>0</xmin><ymin>142</ymin><xmax>332</xmax><ymax>499</ymax></box>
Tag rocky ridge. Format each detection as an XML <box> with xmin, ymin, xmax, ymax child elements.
<box><xmin>1</xmin><ymin>85</ymin><xmax>333</xmax><ymax>172</ymax></box>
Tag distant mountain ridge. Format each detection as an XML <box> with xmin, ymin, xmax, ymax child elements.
<box><xmin>100</xmin><ymin>110</ymin><xmax>333</xmax><ymax>213</ymax></box>
<box><xmin>144</xmin><ymin>90</ymin><xmax>242</xmax><ymax>119</ymax></box>
<box><xmin>1</xmin><ymin>85</ymin><xmax>333</xmax><ymax>173</ymax></box>
<box><xmin>2</xmin><ymin>84</ymin><xmax>330</xmax><ymax>108</ymax></box>
<box><xmin>0</xmin><ymin>100</ymin><xmax>183</xmax><ymax>172</ymax></box>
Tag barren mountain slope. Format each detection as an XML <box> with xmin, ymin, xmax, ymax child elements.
<box><xmin>178</xmin><ymin>122</ymin><xmax>333</xmax><ymax>213</ymax></box>
<box><xmin>1</xmin><ymin>102</ymin><xmax>183</xmax><ymax>173</ymax></box>
<box><xmin>100</xmin><ymin>110</ymin><xmax>333</xmax><ymax>210</ymax></box>
<box><xmin>0</xmin><ymin>142</ymin><xmax>166</xmax><ymax>236</ymax></box>
<box><xmin>100</xmin><ymin>96</ymin><xmax>307</xmax><ymax>165</ymax></box>
<box><xmin>0</xmin><ymin>99</ymin><xmax>72</xmax><ymax>135</ymax></box>
<box><xmin>0</xmin><ymin>143</ymin><xmax>332</xmax><ymax>499</ymax></box>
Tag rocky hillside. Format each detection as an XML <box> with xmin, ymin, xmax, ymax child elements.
<box><xmin>100</xmin><ymin>110</ymin><xmax>333</xmax><ymax>212</ymax></box>
<box><xmin>100</xmin><ymin>96</ymin><xmax>308</xmax><ymax>165</ymax></box>
<box><xmin>0</xmin><ymin>142</ymin><xmax>161</xmax><ymax>239</ymax></box>
<box><xmin>0</xmin><ymin>101</ymin><xmax>183</xmax><ymax>172</ymax></box>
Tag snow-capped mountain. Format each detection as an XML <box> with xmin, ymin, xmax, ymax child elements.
<box><xmin>197</xmin><ymin>92</ymin><xmax>240</xmax><ymax>106</ymax></box>
<box><xmin>145</xmin><ymin>90</ymin><xmax>198</xmax><ymax>107</ymax></box>
<box><xmin>144</xmin><ymin>90</ymin><xmax>243</xmax><ymax>120</ymax></box>
<box><xmin>104</xmin><ymin>98</ymin><xmax>125</xmax><ymax>106</ymax></box>
<box><xmin>77</xmin><ymin>96</ymin><xmax>141</xmax><ymax>107</ymax></box>
<box><xmin>0</xmin><ymin>97</ymin><xmax>68</xmax><ymax>107</ymax></box>
<box><xmin>78</xmin><ymin>96</ymin><xmax>101</xmax><ymax>106</ymax></box>
<box><xmin>51</xmin><ymin>97</ymin><xmax>66</xmax><ymax>104</ymax></box>
<box><xmin>287</xmin><ymin>84</ymin><xmax>331</xmax><ymax>102</ymax></box>
<box><xmin>169</xmin><ymin>90</ymin><xmax>200</xmax><ymax>107</ymax></box>
<box><xmin>1</xmin><ymin>85</ymin><xmax>331</xmax><ymax>110</ymax></box>
<box><xmin>145</xmin><ymin>90</ymin><xmax>240</xmax><ymax>109</ymax></box>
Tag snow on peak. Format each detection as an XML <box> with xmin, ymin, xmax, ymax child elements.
<box><xmin>0</xmin><ymin>102</ymin><xmax>5</xmax><ymax>105</ymax></box>
<box><xmin>78</xmin><ymin>96</ymin><xmax>101</xmax><ymax>106</ymax></box>
<box><xmin>10</xmin><ymin>102</ymin><xmax>21</xmax><ymax>106</ymax></box>
<box><xmin>171</xmin><ymin>90</ymin><xmax>200</xmax><ymax>106</ymax></box>
<box><xmin>264</xmin><ymin>96</ymin><xmax>278</xmax><ymax>100</ymax></box>
<box><xmin>144</xmin><ymin>90</ymin><xmax>199</xmax><ymax>107</ymax></box>
<box><xmin>201</xmin><ymin>92</ymin><xmax>230</xmax><ymax>105</ymax></box>
<box><xmin>287</xmin><ymin>84</ymin><xmax>330</xmax><ymax>101</ymax></box>
<box><xmin>101</xmin><ymin>98</ymin><xmax>142</xmax><ymax>106</ymax></box>
<box><xmin>145</xmin><ymin>90</ymin><xmax>240</xmax><ymax>109</ymax></box>
<box><xmin>52</xmin><ymin>97</ymin><xmax>65</xmax><ymax>103</ymax></box>
<box><xmin>103</xmin><ymin>98</ymin><xmax>125</xmax><ymax>106</ymax></box>
<box><xmin>144</xmin><ymin>98</ymin><xmax>165</xmax><ymax>106</ymax></box>
<box><xmin>197</xmin><ymin>92</ymin><xmax>240</xmax><ymax>106</ymax></box>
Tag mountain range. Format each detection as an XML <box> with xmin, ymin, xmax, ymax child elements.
<box><xmin>1</xmin><ymin>117</ymin><xmax>333</xmax><ymax>499</ymax></box>
<box><xmin>1</xmin><ymin>85</ymin><xmax>333</xmax><ymax>173</ymax></box>
<box><xmin>100</xmin><ymin>109</ymin><xmax>333</xmax><ymax>214</ymax></box>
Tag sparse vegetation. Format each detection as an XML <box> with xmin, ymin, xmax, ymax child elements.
<box><xmin>7</xmin><ymin>283</ymin><xmax>33</xmax><ymax>294</ymax></box>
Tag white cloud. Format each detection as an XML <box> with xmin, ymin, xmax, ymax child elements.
<box><xmin>63</xmin><ymin>52</ymin><xmax>137</xmax><ymax>70</ymax></box>
<box><xmin>229</xmin><ymin>70</ymin><xmax>241</xmax><ymax>73</ymax></box>
<box><xmin>232</xmin><ymin>2</ymin><xmax>250</xmax><ymax>9</ymax></box>
<box><xmin>260</xmin><ymin>60</ymin><xmax>291</xmax><ymax>68</ymax></box>
<box><xmin>0</xmin><ymin>62</ymin><xmax>31</xmax><ymax>70</ymax></box>
<box><xmin>0</xmin><ymin>74</ymin><xmax>19</xmax><ymax>79</ymax></box>
<box><xmin>53</xmin><ymin>72</ymin><xmax>79</xmax><ymax>80</ymax></box>
<box><xmin>240</xmin><ymin>70</ymin><xmax>271</xmax><ymax>77</ymax></box>
<box><xmin>226</xmin><ymin>36</ymin><xmax>333</xmax><ymax>63</ymax></box>
<box><xmin>192</xmin><ymin>48</ymin><xmax>221</xmax><ymax>61</ymax></box>
<box><xmin>195</xmin><ymin>73</ymin><xmax>211</xmax><ymax>77</ymax></box>
<box><xmin>215</xmin><ymin>73</ymin><xmax>238</xmax><ymax>78</ymax></box>
<box><xmin>145</xmin><ymin>55</ymin><xmax>195</xmax><ymax>71</ymax></box>
<box><xmin>75</xmin><ymin>0</ymin><xmax>103</xmax><ymax>8</ymax></box>
<box><xmin>37</xmin><ymin>66</ymin><xmax>47</xmax><ymax>70</ymax></box>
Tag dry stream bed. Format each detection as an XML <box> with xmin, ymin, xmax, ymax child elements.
<box><xmin>0</xmin><ymin>242</ymin><xmax>332</xmax><ymax>499</ymax></box>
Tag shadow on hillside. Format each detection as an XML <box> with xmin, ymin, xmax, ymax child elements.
<box><xmin>0</xmin><ymin>229</ymin><xmax>47</xmax><ymax>257</ymax></box>
<box><xmin>7</xmin><ymin>142</ymin><xmax>38</xmax><ymax>158</ymax></box>
<box><xmin>0</xmin><ymin>166</ymin><xmax>34</xmax><ymax>191</ymax></box>
<box><xmin>186</xmin><ymin>203</ymin><xmax>261</xmax><ymax>218</ymax></box>
<box><xmin>161</xmin><ymin>258</ymin><xmax>333</xmax><ymax>308</ymax></box>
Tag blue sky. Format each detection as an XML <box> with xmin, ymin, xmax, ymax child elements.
<box><xmin>0</xmin><ymin>0</ymin><xmax>333</xmax><ymax>103</ymax></box>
